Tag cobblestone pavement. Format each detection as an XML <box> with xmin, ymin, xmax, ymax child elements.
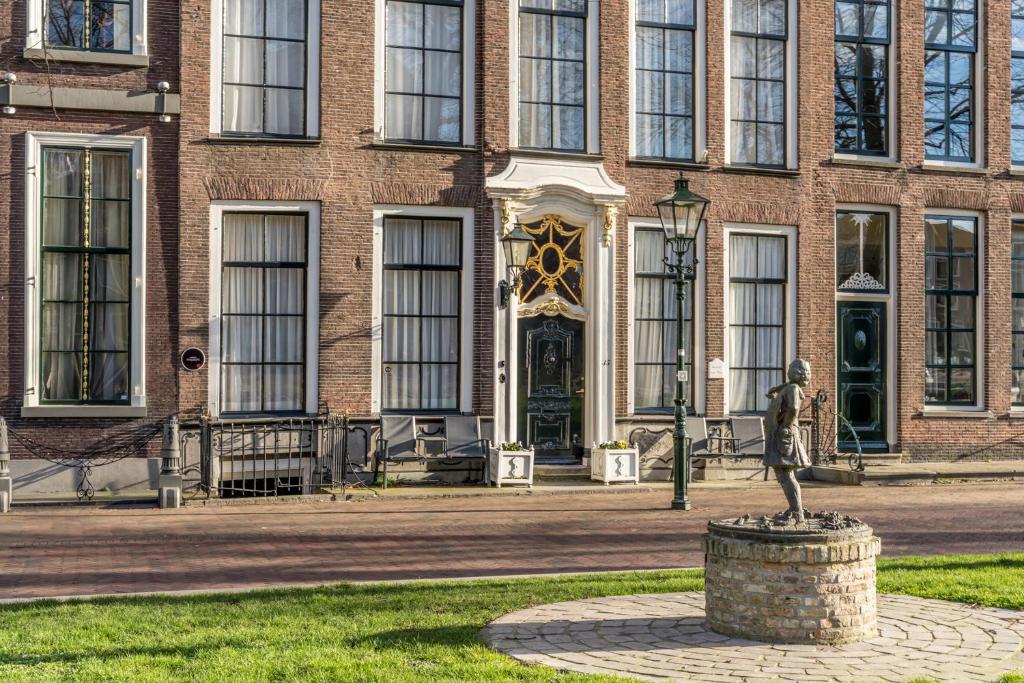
<box><xmin>484</xmin><ymin>592</ymin><xmax>1024</xmax><ymax>682</ymax></box>
<box><xmin>1</xmin><ymin>482</ymin><xmax>1023</xmax><ymax>599</ymax></box>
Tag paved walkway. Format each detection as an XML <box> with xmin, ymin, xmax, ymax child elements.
<box><xmin>1</xmin><ymin>482</ymin><xmax>1022</xmax><ymax>599</ymax></box>
<box><xmin>484</xmin><ymin>592</ymin><xmax>1024</xmax><ymax>682</ymax></box>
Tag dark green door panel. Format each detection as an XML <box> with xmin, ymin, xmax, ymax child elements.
<box><xmin>517</xmin><ymin>316</ymin><xmax>584</xmax><ymax>464</ymax></box>
<box><xmin>837</xmin><ymin>302</ymin><xmax>887</xmax><ymax>450</ymax></box>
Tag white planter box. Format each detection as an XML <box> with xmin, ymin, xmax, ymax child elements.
<box><xmin>490</xmin><ymin>449</ymin><xmax>534</xmax><ymax>488</ymax></box>
<box><xmin>591</xmin><ymin>447</ymin><xmax>640</xmax><ymax>485</ymax></box>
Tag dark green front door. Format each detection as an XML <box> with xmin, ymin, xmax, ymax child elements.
<box><xmin>837</xmin><ymin>301</ymin><xmax>887</xmax><ymax>450</ymax></box>
<box><xmin>518</xmin><ymin>316</ymin><xmax>584</xmax><ymax>463</ymax></box>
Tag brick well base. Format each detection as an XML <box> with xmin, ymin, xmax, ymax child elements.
<box><xmin>702</xmin><ymin>518</ymin><xmax>881</xmax><ymax>645</ymax></box>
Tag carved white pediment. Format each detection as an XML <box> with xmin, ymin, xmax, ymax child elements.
<box><xmin>517</xmin><ymin>292</ymin><xmax>587</xmax><ymax>321</ymax></box>
<box><xmin>485</xmin><ymin>155</ymin><xmax>626</xmax><ymax>206</ymax></box>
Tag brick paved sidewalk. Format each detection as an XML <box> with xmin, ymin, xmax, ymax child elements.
<box><xmin>0</xmin><ymin>482</ymin><xmax>1022</xmax><ymax>600</ymax></box>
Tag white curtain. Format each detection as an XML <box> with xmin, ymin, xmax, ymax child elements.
<box><xmin>383</xmin><ymin>219</ymin><xmax>460</xmax><ymax>410</ymax></box>
<box><xmin>222</xmin><ymin>214</ymin><xmax>305</xmax><ymax>412</ymax></box>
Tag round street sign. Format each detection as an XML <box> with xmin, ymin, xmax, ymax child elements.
<box><xmin>180</xmin><ymin>347</ymin><xmax>206</xmax><ymax>372</ymax></box>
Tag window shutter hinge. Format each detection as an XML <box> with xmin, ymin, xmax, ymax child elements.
<box><xmin>135</xmin><ymin>168</ymin><xmax>142</xmax><ymax>180</ymax></box>
<box><xmin>26</xmin><ymin>276</ymin><xmax>35</xmax><ymax>286</ymax></box>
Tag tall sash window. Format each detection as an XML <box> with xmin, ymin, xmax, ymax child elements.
<box><xmin>729</xmin><ymin>0</ymin><xmax>787</xmax><ymax>167</ymax></box>
<box><xmin>382</xmin><ymin>218</ymin><xmax>462</xmax><ymax>411</ymax></box>
<box><xmin>1012</xmin><ymin>2</ymin><xmax>1024</xmax><ymax>164</ymax></box>
<box><xmin>384</xmin><ymin>0</ymin><xmax>463</xmax><ymax>144</ymax></box>
<box><xmin>834</xmin><ymin>0</ymin><xmax>890</xmax><ymax>155</ymax></box>
<box><xmin>635</xmin><ymin>0</ymin><xmax>696</xmax><ymax>161</ymax></box>
<box><xmin>1013</xmin><ymin>222</ymin><xmax>1024</xmax><ymax>404</ymax></box>
<box><xmin>728</xmin><ymin>233</ymin><xmax>786</xmax><ymax>412</ymax></box>
<box><xmin>40</xmin><ymin>147</ymin><xmax>132</xmax><ymax>404</ymax></box>
<box><xmin>518</xmin><ymin>0</ymin><xmax>587</xmax><ymax>151</ymax></box>
<box><xmin>923</xmin><ymin>0</ymin><xmax>977</xmax><ymax>162</ymax></box>
<box><xmin>634</xmin><ymin>228</ymin><xmax>694</xmax><ymax>411</ymax></box>
<box><xmin>924</xmin><ymin>215</ymin><xmax>977</xmax><ymax>404</ymax></box>
<box><xmin>222</xmin><ymin>0</ymin><xmax>309</xmax><ymax>136</ymax></box>
<box><xmin>220</xmin><ymin>213</ymin><xmax>308</xmax><ymax>413</ymax></box>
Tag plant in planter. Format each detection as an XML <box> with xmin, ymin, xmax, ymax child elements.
<box><xmin>491</xmin><ymin>442</ymin><xmax>534</xmax><ymax>488</ymax></box>
<box><xmin>591</xmin><ymin>440</ymin><xmax>640</xmax><ymax>485</ymax></box>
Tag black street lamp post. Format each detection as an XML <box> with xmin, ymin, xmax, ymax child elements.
<box><xmin>654</xmin><ymin>175</ymin><xmax>710</xmax><ymax>511</ymax></box>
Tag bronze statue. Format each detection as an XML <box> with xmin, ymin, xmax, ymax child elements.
<box><xmin>764</xmin><ymin>359</ymin><xmax>812</xmax><ymax>523</ymax></box>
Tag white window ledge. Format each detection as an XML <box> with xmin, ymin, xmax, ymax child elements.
<box><xmin>1006</xmin><ymin>409</ymin><xmax>1024</xmax><ymax>418</ymax></box>
<box><xmin>831</xmin><ymin>155</ymin><xmax>901</xmax><ymax>169</ymax></box>
<box><xmin>23</xmin><ymin>48</ymin><xmax>150</xmax><ymax>67</ymax></box>
<box><xmin>918</xmin><ymin>408</ymin><xmax>994</xmax><ymax>419</ymax></box>
<box><xmin>21</xmin><ymin>405</ymin><xmax>149</xmax><ymax>418</ymax></box>
<box><xmin>920</xmin><ymin>162</ymin><xmax>989</xmax><ymax>174</ymax></box>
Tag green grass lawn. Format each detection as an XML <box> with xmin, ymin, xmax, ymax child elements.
<box><xmin>1</xmin><ymin>553</ymin><xmax>1023</xmax><ymax>682</ymax></box>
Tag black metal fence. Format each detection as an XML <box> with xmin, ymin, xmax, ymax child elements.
<box><xmin>180</xmin><ymin>414</ymin><xmax>373</xmax><ymax>498</ymax></box>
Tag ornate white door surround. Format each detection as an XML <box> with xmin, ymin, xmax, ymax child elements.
<box><xmin>486</xmin><ymin>155</ymin><xmax>626</xmax><ymax>448</ymax></box>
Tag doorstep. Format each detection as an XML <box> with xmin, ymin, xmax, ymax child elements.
<box><xmin>861</xmin><ymin>460</ymin><xmax>1024</xmax><ymax>486</ymax></box>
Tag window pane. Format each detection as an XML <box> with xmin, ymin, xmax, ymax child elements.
<box><xmin>223</xmin><ymin>85</ymin><xmax>264</xmax><ymax>133</ymax></box>
<box><xmin>44</xmin><ymin>198</ymin><xmax>82</xmax><ymax>247</ymax></box>
<box><xmin>266</xmin><ymin>0</ymin><xmax>305</xmax><ymax>39</ymax></box>
<box><xmin>47</xmin><ymin>0</ymin><xmax>85</xmax><ymax>48</ymax></box>
<box><xmin>425</xmin><ymin>4</ymin><xmax>461</xmax><ymax>49</ymax></box>
<box><xmin>386</xmin><ymin>94</ymin><xmax>424</xmax><ymax>140</ymax></box>
<box><xmin>42</xmin><ymin>353</ymin><xmax>82</xmax><ymax>400</ymax></box>
<box><xmin>90</xmin><ymin>352</ymin><xmax>129</xmax><ymax>401</ymax></box>
<box><xmin>90</xmin><ymin>2</ymin><xmax>130</xmax><ymax>51</ymax></box>
<box><xmin>265</xmin><ymin>40</ymin><xmax>305</xmax><ymax>88</ymax></box>
<box><xmin>44</xmin><ymin>149</ymin><xmax>83</xmax><ymax>197</ymax></box>
<box><xmin>264</xmin><ymin>366</ymin><xmax>302</xmax><ymax>411</ymax></box>
<box><xmin>225</xmin><ymin>0</ymin><xmax>264</xmax><ymax>35</ymax></box>
<box><xmin>265</xmin><ymin>88</ymin><xmax>304</xmax><ymax>135</ymax></box>
<box><xmin>265</xmin><ymin>317</ymin><xmax>304</xmax><ymax>362</ymax></box>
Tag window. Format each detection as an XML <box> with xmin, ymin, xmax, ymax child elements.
<box><xmin>384</xmin><ymin>0</ymin><xmax>463</xmax><ymax>144</ymax></box>
<box><xmin>221</xmin><ymin>0</ymin><xmax>310</xmax><ymax>137</ymax></box>
<box><xmin>634</xmin><ymin>228</ymin><xmax>694</xmax><ymax>411</ymax></box>
<box><xmin>1012</xmin><ymin>2</ymin><xmax>1024</xmax><ymax>164</ymax></box>
<box><xmin>836</xmin><ymin>210</ymin><xmax>888</xmax><ymax>291</ymax></box>
<box><xmin>1012</xmin><ymin>223</ymin><xmax>1024</xmax><ymax>405</ymax></box>
<box><xmin>381</xmin><ymin>218</ymin><xmax>462</xmax><ymax>411</ymax></box>
<box><xmin>518</xmin><ymin>0</ymin><xmax>586</xmax><ymax>151</ymax></box>
<box><xmin>729</xmin><ymin>0</ymin><xmax>788</xmax><ymax>167</ymax></box>
<box><xmin>834</xmin><ymin>0</ymin><xmax>890</xmax><ymax>156</ymax></box>
<box><xmin>728</xmin><ymin>233</ymin><xmax>786</xmax><ymax>412</ymax></box>
<box><xmin>220</xmin><ymin>213</ymin><xmax>308</xmax><ymax>414</ymax></box>
<box><xmin>39</xmin><ymin>147</ymin><xmax>132</xmax><ymax>404</ymax></box>
<box><xmin>924</xmin><ymin>0</ymin><xmax>977</xmax><ymax>162</ymax></box>
<box><xmin>46</xmin><ymin>0</ymin><xmax>132</xmax><ymax>51</ymax></box>
<box><xmin>924</xmin><ymin>215</ymin><xmax>977</xmax><ymax>405</ymax></box>
<box><xmin>635</xmin><ymin>0</ymin><xmax>696</xmax><ymax>160</ymax></box>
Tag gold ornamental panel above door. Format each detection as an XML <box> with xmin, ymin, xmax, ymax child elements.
<box><xmin>518</xmin><ymin>215</ymin><xmax>584</xmax><ymax>307</ymax></box>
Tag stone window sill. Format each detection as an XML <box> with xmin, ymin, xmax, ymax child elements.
<box><xmin>919</xmin><ymin>162</ymin><xmax>990</xmax><ymax>175</ymax></box>
<box><xmin>371</xmin><ymin>141</ymin><xmax>478</xmax><ymax>154</ymax></box>
<box><xmin>21</xmin><ymin>404</ymin><xmax>148</xmax><ymax>418</ymax></box>
<box><xmin>627</xmin><ymin>158</ymin><xmax>711</xmax><ymax>171</ymax></box>
<box><xmin>917</xmin><ymin>408</ymin><xmax>994</xmax><ymax>419</ymax></box>
<box><xmin>23</xmin><ymin>47</ymin><xmax>149</xmax><ymax>67</ymax></box>
<box><xmin>721</xmin><ymin>164</ymin><xmax>800</xmax><ymax>177</ymax></box>
<box><xmin>205</xmin><ymin>135</ymin><xmax>322</xmax><ymax>146</ymax></box>
<box><xmin>831</xmin><ymin>155</ymin><xmax>901</xmax><ymax>169</ymax></box>
<box><xmin>508</xmin><ymin>148</ymin><xmax>604</xmax><ymax>162</ymax></box>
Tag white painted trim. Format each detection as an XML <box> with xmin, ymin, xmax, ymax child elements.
<box><xmin>721</xmin><ymin>223</ymin><xmax>798</xmax><ymax>415</ymax></box>
<box><xmin>722</xmin><ymin>0</ymin><xmax>798</xmax><ymax>169</ymax></box>
<box><xmin>207</xmin><ymin>201</ymin><xmax>321</xmax><ymax>418</ymax></box>
<box><xmin>27</xmin><ymin>0</ymin><xmax>148</xmax><ymax>56</ymax></box>
<box><xmin>509</xmin><ymin>0</ymin><xmax>601</xmax><ymax>153</ymax></box>
<box><xmin>370</xmin><ymin>205</ymin><xmax>475</xmax><ymax>415</ymax></box>
<box><xmin>627</xmin><ymin>0</ymin><xmax>706</xmax><ymax>161</ymax></box>
<box><xmin>22</xmin><ymin>132</ymin><xmax>147</xmax><ymax>416</ymax></box>
<box><xmin>922</xmin><ymin>208</ymin><xmax>986</xmax><ymax>411</ymax></box>
<box><xmin>209</xmin><ymin>0</ymin><xmax>321</xmax><ymax>137</ymax></box>
<box><xmin>626</xmin><ymin>218</ymin><xmax>706</xmax><ymax>416</ymax></box>
<box><xmin>835</xmin><ymin>204</ymin><xmax>898</xmax><ymax>450</ymax></box>
<box><xmin>374</xmin><ymin>0</ymin><xmax>476</xmax><ymax>146</ymax></box>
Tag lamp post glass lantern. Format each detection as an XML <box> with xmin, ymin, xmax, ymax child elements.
<box><xmin>499</xmin><ymin>223</ymin><xmax>534</xmax><ymax>308</ymax></box>
<box><xmin>655</xmin><ymin>175</ymin><xmax>710</xmax><ymax>511</ymax></box>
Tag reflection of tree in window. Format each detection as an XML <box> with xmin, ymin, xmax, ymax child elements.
<box><xmin>923</xmin><ymin>0</ymin><xmax>976</xmax><ymax>162</ymax></box>
<box><xmin>47</xmin><ymin>0</ymin><xmax>131</xmax><ymax>51</ymax></box>
<box><xmin>834</xmin><ymin>0</ymin><xmax>889</xmax><ymax>155</ymax></box>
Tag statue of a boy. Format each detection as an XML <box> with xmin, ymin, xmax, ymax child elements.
<box><xmin>764</xmin><ymin>359</ymin><xmax>812</xmax><ymax>523</ymax></box>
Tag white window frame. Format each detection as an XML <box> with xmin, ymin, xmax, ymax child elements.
<box><xmin>1011</xmin><ymin>212</ymin><xmax>1024</xmax><ymax>412</ymax></box>
<box><xmin>508</xmin><ymin>0</ymin><xmax>601</xmax><ymax>153</ymax></box>
<box><xmin>628</xmin><ymin>0</ymin><xmax>706</xmax><ymax>161</ymax></box>
<box><xmin>208</xmin><ymin>201</ymin><xmax>321</xmax><ymax>417</ymax></box>
<box><xmin>721</xmin><ymin>223</ymin><xmax>798</xmax><ymax>415</ymax></box>
<box><xmin>920</xmin><ymin>208</ymin><xmax>986</xmax><ymax>413</ymax></box>
<box><xmin>832</xmin><ymin>0</ymin><xmax>899</xmax><ymax>164</ymax></box>
<box><xmin>627</xmin><ymin>218</ymin><xmax>706</xmax><ymax>415</ymax></box>
<box><xmin>921</xmin><ymin>3</ymin><xmax>985</xmax><ymax>171</ymax></box>
<box><xmin>371</xmin><ymin>205</ymin><xmax>475</xmax><ymax>414</ymax></box>
<box><xmin>373</xmin><ymin>0</ymin><xmax>477</xmax><ymax>147</ymax></box>
<box><xmin>26</xmin><ymin>0</ymin><xmax>149</xmax><ymax>64</ymax></box>
<box><xmin>22</xmin><ymin>132</ymin><xmax>147</xmax><ymax>418</ymax></box>
<box><xmin>722</xmin><ymin>0</ymin><xmax>798</xmax><ymax>169</ymax></box>
<box><xmin>835</xmin><ymin>203</ymin><xmax>898</xmax><ymax>447</ymax></box>
<box><xmin>209</xmin><ymin>0</ymin><xmax>322</xmax><ymax>138</ymax></box>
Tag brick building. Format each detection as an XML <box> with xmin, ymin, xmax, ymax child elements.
<box><xmin>4</xmin><ymin>0</ymin><xmax>1024</xmax><ymax>491</ymax></box>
